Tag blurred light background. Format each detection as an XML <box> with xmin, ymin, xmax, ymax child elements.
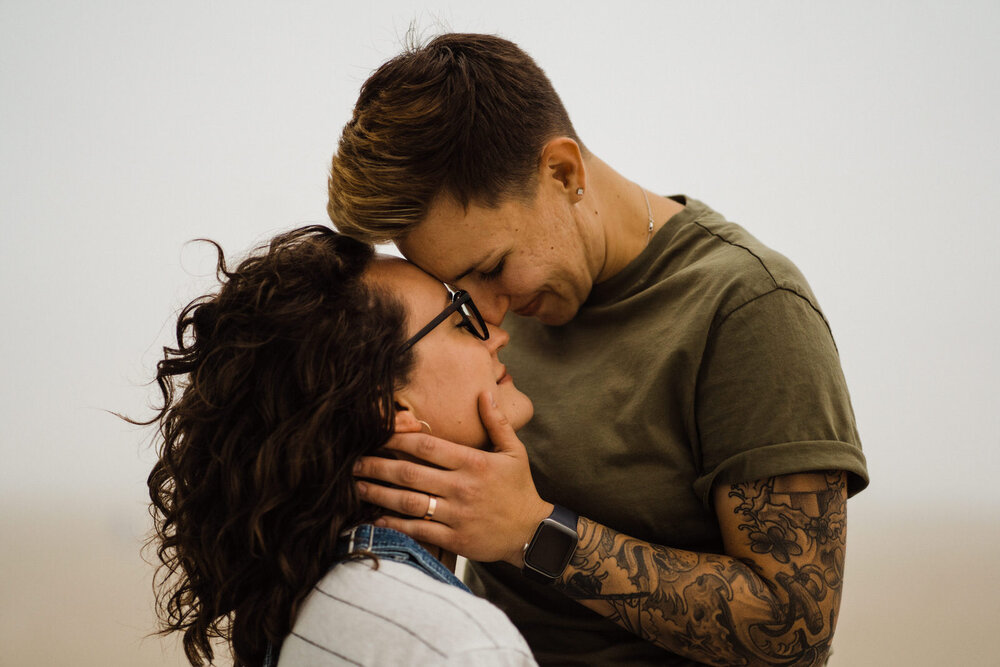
<box><xmin>1</xmin><ymin>1</ymin><xmax>997</xmax><ymax>664</ymax></box>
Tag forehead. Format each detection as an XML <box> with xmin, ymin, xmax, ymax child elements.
<box><xmin>399</xmin><ymin>195</ymin><xmax>521</xmax><ymax>282</ymax></box>
<box><xmin>366</xmin><ymin>257</ymin><xmax>449</xmax><ymax>313</ymax></box>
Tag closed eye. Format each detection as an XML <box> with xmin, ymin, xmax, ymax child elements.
<box><xmin>480</xmin><ymin>257</ymin><xmax>505</xmax><ymax>282</ymax></box>
<box><xmin>451</xmin><ymin>312</ymin><xmax>478</xmax><ymax>336</ymax></box>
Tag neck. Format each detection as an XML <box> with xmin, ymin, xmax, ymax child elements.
<box><xmin>419</xmin><ymin>540</ymin><xmax>457</xmax><ymax>572</ymax></box>
<box><xmin>581</xmin><ymin>155</ymin><xmax>684</xmax><ymax>283</ymax></box>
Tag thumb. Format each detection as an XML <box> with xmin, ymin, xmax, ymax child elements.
<box><xmin>478</xmin><ymin>391</ymin><xmax>525</xmax><ymax>456</ymax></box>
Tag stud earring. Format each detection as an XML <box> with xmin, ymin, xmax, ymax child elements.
<box><xmin>576</xmin><ymin>187</ymin><xmax>584</xmax><ymax>196</ymax></box>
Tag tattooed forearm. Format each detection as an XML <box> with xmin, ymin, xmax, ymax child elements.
<box><xmin>556</xmin><ymin>471</ymin><xmax>848</xmax><ymax>666</ymax></box>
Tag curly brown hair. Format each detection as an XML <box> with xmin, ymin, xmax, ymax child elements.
<box><xmin>137</xmin><ymin>226</ymin><xmax>414</xmax><ymax>666</ymax></box>
<box><xmin>328</xmin><ymin>32</ymin><xmax>585</xmax><ymax>244</ymax></box>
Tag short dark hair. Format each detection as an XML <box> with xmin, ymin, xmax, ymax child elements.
<box><xmin>328</xmin><ymin>32</ymin><xmax>584</xmax><ymax>243</ymax></box>
<box><xmin>136</xmin><ymin>226</ymin><xmax>414</xmax><ymax>666</ymax></box>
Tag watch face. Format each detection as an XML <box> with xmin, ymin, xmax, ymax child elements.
<box><xmin>526</xmin><ymin>520</ymin><xmax>578</xmax><ymax>576</ymax></box>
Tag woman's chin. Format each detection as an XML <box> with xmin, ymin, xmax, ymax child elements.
<box><xmin>509</xmin><ymin>400</ymin><xmax>534</xmax><ymax>432</ymax></box>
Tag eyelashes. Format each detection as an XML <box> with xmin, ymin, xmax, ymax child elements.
<box><xmin>480</xmin><ymin>257</ymin><xmax>505</xmax><ymax>282</ymax></box>
<box><xmin>451</xmin><ymin>312</ymin><xmax>479</xmax><ymax>337</ymax></box>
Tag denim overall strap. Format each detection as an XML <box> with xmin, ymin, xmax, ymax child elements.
<box><xmin>337</xmin><ymin>524</ymin><xmax>470</xmax><ymax>592</ymax></box>
<box><xmin>262</xmin><ymin>524</ymin><xmax>468</xmax><ymax>666</ymax></box>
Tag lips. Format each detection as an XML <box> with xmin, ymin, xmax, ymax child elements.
<box><xmin>514</xmin><ymin>294</ymin><xmax>543</xmax><ymax>317</ymax></box>
<box><xmin>496</xmin><ymin>365</ymin><xmax>512</xmax><ymax>384</ymax></box>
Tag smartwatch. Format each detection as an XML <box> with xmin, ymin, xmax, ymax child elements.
<box><xmin>522</xmin><ymin>505</ymin><xmax>579</xmax><ymax>584</ymax></box>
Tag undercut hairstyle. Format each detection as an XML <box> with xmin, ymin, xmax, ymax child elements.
<box><xmin>135</xmin><ymin>226</ymin><xmax>415</xmax><ymax>666</ymax></box>
<box><xmin>328</xmin><ymin>32</ymin><xmax>584</xmax><ymax>244</ymax></box>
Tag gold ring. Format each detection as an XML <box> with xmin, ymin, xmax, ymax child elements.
<box><xmin>422</xmin><ymin>495</ymin><xmax>437</xmax><ymax>520</ymax></box>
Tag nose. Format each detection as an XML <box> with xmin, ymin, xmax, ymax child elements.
<box><xmin>485</xmin><ymin>321</ymin><xmax>510</xmax><ymax>354</ymax></box>
<box><xmin>464</xmin><ymin>285</ymin><xmax>510</xmax><ymax>325</ymax></box>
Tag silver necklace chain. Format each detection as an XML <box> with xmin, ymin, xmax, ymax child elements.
<box><xmin>640</xmin><ymin>186</ymin><xmax>654</xmax><ymax>245</ymax></box>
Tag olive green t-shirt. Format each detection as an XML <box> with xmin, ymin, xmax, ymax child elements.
<box><xmin>467</xmin><ymin>196</ymin><xmax>869</xmax><ymax>665</ymax></box>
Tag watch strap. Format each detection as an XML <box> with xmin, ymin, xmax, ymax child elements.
<box><xmin>523</xmin><ymin>560</ymin><xmax>556</xmax><ymax>584</ymax></box>
<box><xmin>547</xmin><ymin>504</ymin><xmax>578</xmax><ymax>532</ymax></box>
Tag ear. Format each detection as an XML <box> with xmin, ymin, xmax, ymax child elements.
<box><xmin>539</xmin><ymin>137</ymin><xmax>586</xmax><ymax>198</ymax></box>
<box><xmin>392</xmin><ymin>395</ymin><xmax>424</xmax><ymax>433</ymax></box>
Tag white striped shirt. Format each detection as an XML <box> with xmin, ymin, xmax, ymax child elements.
<box><xmin>278</xmin><ymin>557</ymin><xmax>537</xmax><ymax>666</ymax></box>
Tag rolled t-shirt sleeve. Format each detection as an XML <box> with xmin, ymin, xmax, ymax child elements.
<box><xmin>693</xmin><ymin>288</ymin><xmax>869</xmax><ymax>507</ymax></box>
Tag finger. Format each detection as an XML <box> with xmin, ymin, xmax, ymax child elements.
<box><xmin>380</xmin><ymin>431</ymin><xmax>479</xmax><ymax>470</ymax></box>
<box><xmin>353</xmin><ymin>454</ymin><xmax>453</xmax><ymax>494</ymax></box>
<box><xmin>478</xmin><ymin>391</ymin><xmax>526</xmax><ymax>456</ymax></box>
<box><xmin>372</xmin><ymin>515</ymin><xmax>456</xmax><ymax>552</ymax></box>
<box><xmin>356</xmin><ymin>480</ymin><xmax>448</xmax><ymax>522</ymax></box>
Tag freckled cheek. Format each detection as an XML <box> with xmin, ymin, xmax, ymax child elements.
<box><xmin>505</xmin><ymin>267</ymin><xmax>546</xmax><ymax>297</ymax></box>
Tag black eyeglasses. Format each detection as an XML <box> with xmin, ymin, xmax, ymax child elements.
<box><xmin>399</xmin><ymin>290</ymin><xmax>490</xmax><ymax>353</ymax></box>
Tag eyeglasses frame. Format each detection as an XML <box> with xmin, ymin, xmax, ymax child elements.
<box><xmin>399</xmin><ymin>289</ymin><xmax>489</xmax><ymax>354</ymax></box>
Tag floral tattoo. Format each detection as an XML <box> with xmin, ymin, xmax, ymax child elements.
<box><xmin>556</xmin><ymin>471</ymin><xmax>848</xmax><ymax>665</ymax></box>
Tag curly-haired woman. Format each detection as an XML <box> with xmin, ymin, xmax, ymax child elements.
<box><xmin>139</xmin><ymin>226</ymin><xmax>537</xmax><ymax>666</ymax></box>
